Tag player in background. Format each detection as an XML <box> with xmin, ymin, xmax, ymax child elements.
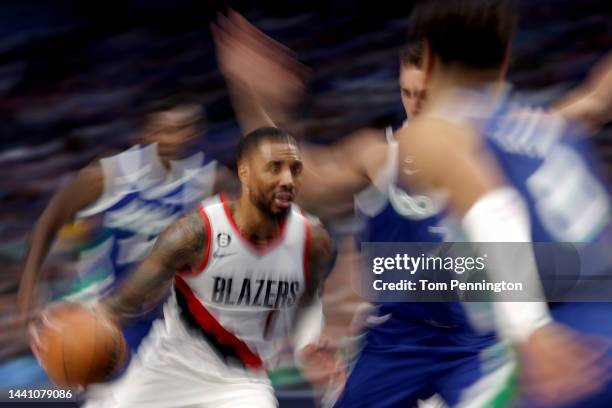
<box><xmin>18</xmin><ymin>103</ymin><xmax>237</xmax><ymax>374</ymax></box>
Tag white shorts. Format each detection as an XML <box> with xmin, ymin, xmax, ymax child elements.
<box><xmin>84</xmin><ymin>300</ymin><xmax>277</xmax><ymax>408</ymax></box>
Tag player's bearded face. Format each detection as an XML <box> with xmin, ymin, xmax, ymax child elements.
<box><xmin>248</xmin><ymin>142</ymin><xmax>303</xmax><ymax>217</ymax></box>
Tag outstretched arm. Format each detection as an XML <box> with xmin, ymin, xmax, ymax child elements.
<box><xmin>18</xmin><ymin>164</ymin><xmax>104</xmax><ymax>318</ymax></box>
<box><xmin>298</xmin><ymin>129</ymin><xmax>388</xmax><ymax>210</ymax></box>
<box><xmin>211</xmin><ymin>11</ymin><xmax>387</xmax><ymax>207</ymax></box>
<box><xmin>554</xmin><ymin>52</ymin><xmax>612</xmax><ymax>132</ymax></box>
<box><xmin>101</xmin><ymin>211</ymin><xmax>207</xmax><ymax>325</ymax></box>
<box><xmin>211</xmin><ymin>10</ymin><xmax>307</xmax><ymax>135</ymax></box>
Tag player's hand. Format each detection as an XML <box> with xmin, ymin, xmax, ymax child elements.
<box><xmin>28</xmin><ymin>302</ymin><xmax>109</xmax><ymax>366</ymax></box>
<box><xmin>27</xmin><ymin>303</ymin><xmax>69</xmax><ymax>368</ymax></box>
<box><xmin>211</xmin><ymin>9</ymin><xmax>308</xmax><ymax>111</ymax></box>
<box><xmin>517</xmin><ymin>323</ymin><xmax>612</xmax><ymax>407</ymax></box>
<box><xmin>297</xmin><ymin>339</ymin><xmax>346</xmax><ymax>392</ymax></box>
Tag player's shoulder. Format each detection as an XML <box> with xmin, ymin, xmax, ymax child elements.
<box><xmin>341</xmin><ymin>127</ymin><xmax>390</xmax><ymax>182</ymax></box>
<box><xmin>339</xmin><ymin>127</ymin><xmax>387</xmax><ymax>155</ymax></box>
<box><xmin>200</xmin><ymin>194</ymin><xmax>225</xmax><ymax>211</ymax></box>
<box><xmin>344</xmin><ymin>127</ymin><xmax>386</xmax><ymax>144</ymax></box>
<box><xmin>71</xmin><ymin>161</ymin><xmax>104</xmax><ymax>191</ymax></box>
<box><xmin>156</xmin><ymin>210</ymin><xmax>209</xmax><ymax>255</ymax></box>
<box><xmin>396</xmin><ymin>116</ymin><xmax>480</xmax><ymax>159</ymax></box>
<box><xmin>299</xmin><ymin>210</ymin><xmax>332</xmax><ymax>256</ymax></box>
<box><xmin>300</xmin><ymin>211</ymin><xmax>323</xmax><ymax>230</ymax></box>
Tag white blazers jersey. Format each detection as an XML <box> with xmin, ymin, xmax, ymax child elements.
<box><xmin>170</xmin><ymin>194</ymin><xmax>311</xmax><ymax>371</ymax></box>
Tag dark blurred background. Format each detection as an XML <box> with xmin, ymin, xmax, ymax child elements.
<box><xmin>0</xmin><ymin>0</ymin><xmax>610</xmax><ymax>394</ymax></box>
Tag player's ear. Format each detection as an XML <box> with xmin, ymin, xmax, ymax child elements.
<box><xmin>237</xmin><ymin>159</ymin><xmax>249</xmax><ymax>185</ymax></box>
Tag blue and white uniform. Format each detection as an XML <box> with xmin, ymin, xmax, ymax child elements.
<box><xmin>336</xmin><ymin>128</ymin><xmax>511</xmax><ymax>408</ymax></box>
<box><xmin>72</xmin><ymin>143</ymin><xmax>218</xmax><ymax>350</ymax></box>
<box><xmin>337</xmin><ymin>87</ymin><xmax>612</xmax><ymax>407</ymax></box>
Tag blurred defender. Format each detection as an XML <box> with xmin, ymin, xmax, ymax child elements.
<box><xmin>211</xmin><ymin>8</ymin><xmax>612</xmax><ymax>408</ymax></box>
<box><xmin>380</xmin><ymin>1</ymin><xmax>612</xmax><ymax>407</ymax></box>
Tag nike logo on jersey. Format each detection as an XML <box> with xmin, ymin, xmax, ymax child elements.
<box><xmin>211</xmin><ymin>277</ymin><xmax>300</xmax><ymax>308</ymax></box>
<box><xmin>212</xmin><ymin>249</ymin><xmax>238</xmax><ymax>259</ymax></box>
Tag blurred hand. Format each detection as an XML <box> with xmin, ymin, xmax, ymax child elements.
<box><xmin>28</xmin><ymin>304</ymin><xmax>64</xmax><ymax>369</ymax></box>
<box><xmin>211</xmin><ymin>9</ymin><xmax>308</xmax><ymax>112</ymax></box>
<box><xmin>517</xmin><ymin>323</ymin><xmax>612</xmax><ymax>407</ymax></box>
<box><xmin>27</xmin><ymin>302</ymin><xmax>116</xmax><ymax>367</ymax></box>
<box><xmin>298</xmin><ymin>338</ymin><xmax>346</xmax><ymax>393</ymax></box>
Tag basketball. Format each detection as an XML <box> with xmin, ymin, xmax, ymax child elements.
<box><xmin>37</xmin><ymin>303</ymin><xmax>127</xmax><ymax>387</ymax></box>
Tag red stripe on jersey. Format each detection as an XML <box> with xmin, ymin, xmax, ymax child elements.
<box><xmin>173</xmin><ymin>275</ymin><xmax>264</xmax><ymax>370</ymax></box>
<box><xmin>220</xmin><ymin>192</ymin><xmax>288</xmax><ymax>256</ymax></box>
<box><xmin>196</xmin><ymin>206</ymin><xmax>212</xmax><ymax>273</ymax></box>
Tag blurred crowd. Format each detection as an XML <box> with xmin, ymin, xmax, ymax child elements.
<box><xmin>0</xmin><ymin>0</ymin><xmax>611</xmax><ymax>404</ymax></box>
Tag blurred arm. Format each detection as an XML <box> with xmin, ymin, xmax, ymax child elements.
<box><xmin>398</xmin><ymin>119</ymin><xmax>612</xmax><ymax>405</ymax></box>
<box><xmin>101</xmin><ymin>212</ymin><xmax>207</xmax><ymax>325</ymax></box>
<box><xmin>297</xmin><ymin>129</ymin><xmax>386</xmax><ymax>210</ymax></box>
<box><xmin>554</xmin><ymin>52</ymin><xmax>612</xmax><ymax>132</ymax></box>
<box><xmin>211</xmin><ymin>10</ymin><xmax>306</xmax><ymax>135</ymax></box>
<box><xmin>293</xmin><ymin>216</ymin><xmax>334</xmax><ymax>356</ymax></box>
<box><xmin>396</xmin><ymin>119</ymin><xmax>550</xmax><ymax>340</ymax></box>
<box><xmin>18</xmin><ymin>164</ymin><xmax>104</xmax><ymax>316</ymax></box>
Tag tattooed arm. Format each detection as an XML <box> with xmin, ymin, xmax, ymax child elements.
<box><xmin>303</xmin><ymin>217</ymin><xmax>334</xmax><ymax>301</ymax></box>
<box><xmin>101</xmin><ymin>211</ymin><xmax>208</xmax><ymax>326</ymax></box>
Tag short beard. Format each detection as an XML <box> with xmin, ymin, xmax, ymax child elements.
<box><xmin>249</xmin><ymin>189</ymin><xmax>288</xmax><ymax>222</ymax></box>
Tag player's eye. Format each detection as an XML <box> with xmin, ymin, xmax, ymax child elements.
<box><xmin>269</xmin><ymin>162</ymin><xmax>281</xmax><ymax>173</ymax></box>
<box><xmin>291</xmin><ymin>163</ymin><xmax>303</xmax><ymax>176</ymax></box>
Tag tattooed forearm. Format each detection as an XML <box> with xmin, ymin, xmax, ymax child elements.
<box><xmin>103</xmin><ymin>211</ymin><xmax>207</xmax><ymax>324</ymax></box>
<box><xmin>303</xmin><ymin>218</ymin><xmax>334</xmax><ymax>301</ymax></box>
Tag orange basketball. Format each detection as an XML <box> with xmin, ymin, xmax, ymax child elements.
<box><xmin>37</xmin><ymin>303</ymin><xmax>127</xmax><ymax>387</ymax></box>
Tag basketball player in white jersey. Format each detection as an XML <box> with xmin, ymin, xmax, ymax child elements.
<box><xmin>30</xmin><ymin>126</ymin><xmax>334</xmax><ymax>407</ymax></box>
